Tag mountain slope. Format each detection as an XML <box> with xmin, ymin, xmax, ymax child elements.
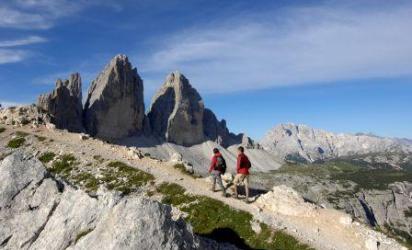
<box><xmin>260</xmin><ymin>123</ymin><xmax>412</xmax><ymax>168</ymax></box>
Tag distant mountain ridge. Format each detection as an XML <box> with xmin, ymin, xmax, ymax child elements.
<box><xmin>260</xmin><ymin>123</ymin><xmax>412</xmax><ymax>167</ymax></box>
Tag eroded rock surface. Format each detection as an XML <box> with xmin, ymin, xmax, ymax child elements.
<box><xmin>261</xmin><ymin>123</ymin><xmax>412</xmax><ymax>167</ymax></box>
<box><xmin>0</xmin><ymin>152</ymin><xmax>233</xmax><ymax>250</ymax></box>
<box><xmin>148</xmin><ymin>71</ymin><xmax>205</xmax><ymax>146</ymax></box>
<box><xmin>37</xmin><ymin>73</ymin><xmax>83</xmax><ymax>132</ymax></box>
<box><xmin>84</xmin><ymin>55</ymin><xmax>145</xmax><ymax>140</ymax></box>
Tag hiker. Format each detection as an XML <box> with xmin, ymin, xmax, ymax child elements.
<box><xmin>208</xmin><ymin>148</ymin><xmax>227</xmax><ymax>197</ymax></box>
<box><xmin>231</xmin><ymin>146</ymin><xmax>251</xmax><ymax>203</ymax></box>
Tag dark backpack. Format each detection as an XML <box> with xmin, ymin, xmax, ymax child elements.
<box><xmin>215</xmin><ymin>156</ymin><xmax>227</xmax><ymax>174</ymax></box>
<box><xmin>243</xmin><ymin>155</ymin><xmax>252</xmax><ymax>169</ymax></box>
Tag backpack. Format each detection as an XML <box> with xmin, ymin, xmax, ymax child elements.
<box><xmin>215</xmin><ymin>156</ymin><xmax>227</xmax><ymax>174</ymax></box>
<box><xmin>246</xmin><ymin>158</ymin><xmax>252</xmax><ymax>169</ymax></box>
<box><xmin>243</xmin><ymin>155</ymin><xmax>252</xmax><ymax>169</ymax></box>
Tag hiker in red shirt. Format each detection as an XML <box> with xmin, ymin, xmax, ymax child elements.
<box><xmin>231</xmin><ymin>146</ymin><xmax>251</xmax><ymax>203</ymax></box>
<box><xmin>208</xmin><ymin>148</ymin><xmax>227</xmax><ymax>197</ymax></box>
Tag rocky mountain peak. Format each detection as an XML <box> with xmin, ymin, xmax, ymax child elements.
<box><xmin>83</xmin><ymin>54</ymin><xmax>145</xmax><ymax>140</ymax></box>
<box><xmin>148</xmin><ymin>71</ymin><xmax>205</xmax><ymax>146</ymax></box>
<box><xmin>37</xmin><ymin>73</ymin><xmax>83</xmax><ymax>132</ymax></box>
<box><xmin>261</xmin><ymin>123</ymin><xmax>411</xmax><ymax>165</ymax></box>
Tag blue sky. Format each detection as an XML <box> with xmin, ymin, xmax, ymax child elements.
<box><xmin>0</xmin><ymin>0</ymin><xmax>411</xmax><ymax>140</ymax></box>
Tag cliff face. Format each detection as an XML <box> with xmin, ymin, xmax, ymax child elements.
<box><xmin>83</xmin><ymin>55</ymin><xmax>145</xmax><ymax>140</ymax></box>
<box><xmin>37</xmin><ymin>73</ymin><xmax>83</xmax><ymax>132</ymax></box>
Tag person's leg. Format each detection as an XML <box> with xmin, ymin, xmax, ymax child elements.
<box><xmin>216</xmin><ymin>173</ymin><xmax>226</xmax><ymax>195</ymax></box>
<box><xmin>211</xmin><ymin>171</ymin><xmax>217</xmax><ymax>191</ymax></box>
<box><xmin>244</xmin><ymin>175</ymin><xmax>250</xmax><ymax>200</ymax></box>
<box><xmin>231</xmin><ymin>174</ymin><xmax>241</xmax><ymax>197</ymax></box>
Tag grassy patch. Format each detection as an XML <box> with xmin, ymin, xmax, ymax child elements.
<box><xmin>50</xmin><ymin>154</ymin><xmax>77</xmax><ymax>176</ymax></box>
<box><xmin>173</xmin><ymin>163</ymin><xmax>193</xmax><ymax>176</ymax></box>
<box><xmin>72</xmin><ymin>172</ymin><xmax>99</xmax><ymax>192</ymax></box>
<box><xmin>38</xmin><ymin>152</ymin><xmax>56</xmax><ymax>163</ymax></box>
<box><xmin>0</xmin><ymin>127</ymin><xmax>5</xmax><ymax>133</ymax></box>
<box><xmin>75</xmin><ymin>228</ymin><xmax>94</xmax><ymax>243</ymax></box>
<box><xmin>101</xmin><ymin>161</ymin><xmax>154</xmax><ymax>194</ymax></box>
<box><xmin>7</xmin><ymin>137</ymin><xmax>25</xmax><ymax>148</ymax></box>
<box><xmin>157</xmin><ymin>182</ymin><xmax>311</xmax><ymax>250</ymax></box>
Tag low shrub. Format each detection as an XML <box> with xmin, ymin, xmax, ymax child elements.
<box><xmin>38</xmin><ymin>152</ymin><xmax>56</xmax><ymax>163</ymax></box>
<box><xmin>7</xmin><ymin>137</ymin><xmax>25</xmax><ymax>148</ymax></box>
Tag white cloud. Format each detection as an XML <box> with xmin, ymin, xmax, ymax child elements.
<box><xmin>0</xmin><ymin>49</ymin><xmax>28</xmax><ymax>64</ymax></box>
<box><xmin>140</xmin><ymin>3</ymin><xmax>412</xmax><ymax>93</ymax></box>
<box><xmin>0</xmin><ymin>7</ymin><xmax>50</xmax><ymax>29</ymax></box>
<box><xmin>0</xmin><ymin>0</ymin><xmax>124</xmax><ymax>29</ymax></box>
<box><xmin>0</xmin><ymin>36</ymin><xmax>47</xmax><ymax>47</ymax></box>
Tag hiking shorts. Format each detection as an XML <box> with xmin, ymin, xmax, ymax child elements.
<box><xmin>233</xmin><ymin>174</ymin><xmax>249</xmax><ymax>187</ymax></box>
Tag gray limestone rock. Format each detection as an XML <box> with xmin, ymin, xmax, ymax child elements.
<box><xmin>261</xmin><ymin>123</ymin><xmax>412</xmax><ymax>167</ymax></box>
<box><xmin>83</xmin><ymin>55</ymin><xmax>145</xmax><ymax>140</ymax></box>
<box><xmin>37</xmin><ymin>73</ymin><xmax>83</xmax><ymax>132</ymax></box>
<box><xmin>0</xmin><ymin>152</ymin><xmax>236</xmax><ymax>250</ymax></box>
<box><xmin>148</xmin><ymin>71</ymin><xmax>205</xmax><ymax>146</ymax></box>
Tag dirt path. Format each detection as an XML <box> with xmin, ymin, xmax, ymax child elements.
<box><xmin>0</xmin><ymin>125</ymin><xmax>406</xmax><ymax>250</ymax></box>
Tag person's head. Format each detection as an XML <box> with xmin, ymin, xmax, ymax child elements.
<box><xmin>213</xmin><ymin>148</ymin><xmax>219</xmax><ymax>154</ymax></box>
<box><xmin>238</xmin><ymin>146</ymin><xmax>244</xmax><ymax>154</ymax></box>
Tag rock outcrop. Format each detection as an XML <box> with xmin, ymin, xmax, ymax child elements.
<box><xmin>261</xmin><ymin>123</ymin><xmax>412</xmax><ymax>167</ymax></box>
<box><xmin>148</xmin><ymin>71</ymin><xmax>205</xmax><ymax>146</ymax></box>
<box><xmin>255</xmin><ymin>185</ymin><xmax>406</xmax><ymax>250</ymax></box>
<box><xmin>83</xmin><ymin>55</ymin><xmax>145</xmax><ymax>140</ymax></box>
<box><xmin>347</xmin><ymin>182</ymin><xmax>412</xmax><ymax>241</ymax></box>
<box><xmin>37</xmin><ymin>73</ymin><xmax>83</xmax><ymax>132</ymax></box>
<box><xmin>0</xmin><ymin>152</ymin><xmax>233</xmax><ymax>250</ymax></box>
<box><xmin>0</xmin><ymin>105</ymin><xmax>47</xmax><ymax>127</ymax></box>
<box><xmin>202</xmin><ymin>108</ymin><xmax>242</xmax><ymax>147</ymax></box>
<box><xmin>148</xmin><ymin>72</ymin><xmax>242</xmax><ymax>147</ymax></box>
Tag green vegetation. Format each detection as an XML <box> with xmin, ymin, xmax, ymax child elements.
<box><xmin>101</xmin><ymin>161</ymin><xmax>154</xmax><ymax>194</ymax></box>
<box><xmin>0</xmin><ymin>127</ymin><xmax>5</xmax><ymax>133</ymax></box>
<box><xmin>75</xmin><ymin>228</ymin><xmax>94</xmax><ymax>243</ymax></box>
<box><xmin>38</xmin><ymin>152</ymin><xmax>56</xmax><ymax>163</ymax></box>
<box><xmin>273</xmin><ymin>160</ymin><xmax>412</xmax><ymax>190</ymax></box>
<box><xmin>7</xmin><ymin>137</ymin><xmax>25</xmax><ymax>148</ymax></box>
<box><xmin>157</xmin><ymin>182</ymin><xmax>311</xmax><ymax>250</ymax></box>
<box><xmin>50</xmin><ymin>154</ymin><xmax>77</xmax><ymax>177</ymax></box>
<box><xmin>72</xmin><ymin>172</ymin><xmax>99</xmax><ymax>192</ymax></box>
<box><xmin>38</xmin><ymin>151</ymin><xmax>55</xmax><ymax>163</ymax></box>
<box><xmin>173</xmin><ymin>163</ymin><xmax>193</xmax><ymax>176</ymax></box>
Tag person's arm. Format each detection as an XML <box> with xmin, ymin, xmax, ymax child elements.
<box><xmin>209</xmin><ymin>156</ymin><xmax>216</xmax><ymax>173</ymax></box>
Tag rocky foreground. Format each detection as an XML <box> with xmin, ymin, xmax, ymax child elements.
<box><xmin>0</xmin><ymin>153</ymin><xmax>227</xmax><ymax>250</ymax></box>
<box><xmin>0</xmin><ymin>123</ymin><xmax>407</xmax><ymax>250</ymax></box>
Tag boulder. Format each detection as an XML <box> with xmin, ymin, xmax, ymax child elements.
<box><xmin>148</xmin><ymin>71</ymin><xmax>205</xmax><ymax>146</ymax></box>
<box><xmin>83</xmin><ymin>55</ymin><xmax>145</xmax><ymax>140</ymax></box>
<box><xmin>37</xmin><ymin>73</ymin><xmax>83</xmax><ymax>132</ymax></box>
<box><xmin>0</xmin><ymin>152</ymin><xmax>233</xmax><ymax>250</ymax></box>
